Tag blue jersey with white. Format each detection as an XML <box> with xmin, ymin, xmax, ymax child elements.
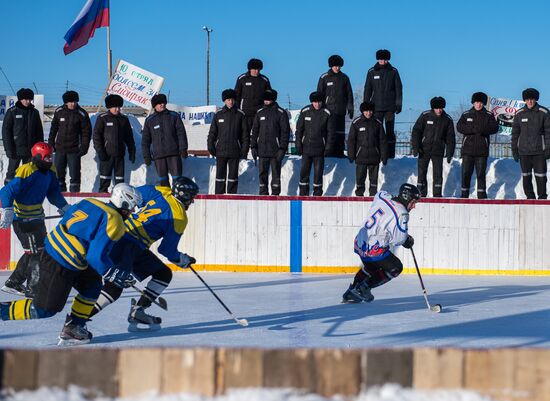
<box><xmin>123</xmin><ymin>185</ymin><xmax>188</xmax><ymax>262</ymax></box>
<box><xmin>45</xmin><ymin>199</ymin><xmax>126</xmax><ymax>274</ymax></box>
<box><xmin>0</xmin><ymin>162</ymin><xmax>67</xmax><ymax>219</ymax></box>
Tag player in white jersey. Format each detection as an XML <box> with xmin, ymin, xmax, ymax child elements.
<box><xmin>342</xmin><ymin>183</ymin><xmax>421</xmax><ymax>303</ymax></box>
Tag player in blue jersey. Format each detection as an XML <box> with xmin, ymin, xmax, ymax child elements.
<box><xmin>0</xmin><ymin>183</ymin><xmax>142</xmax><ymax>346</ymax></box>
<box><xmin>0</xmin><ymin>142</ymin><xmax>70</xmax><ymax>297</ymax></box>
<box><xmin>90</xmin><ymin>176</ymin><xmax>199</xmax><ymax>331</ymax></box>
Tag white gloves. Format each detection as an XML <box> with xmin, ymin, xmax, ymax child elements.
<box><xmin>0</xmin><ymin>207</ymin><xmax>15</xmax><ymax>229</ymax></box>
<box><xmin>175</xmin><ymin>253</ymin><xmax>196</xmax><ymax>269</ymax></box>
<box><xmin>58</xmin><ymin>204</ymin><xmax>71</xmax><ymax>216</ymax></box>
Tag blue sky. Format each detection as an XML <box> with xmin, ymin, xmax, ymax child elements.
<box><xmin>1</xmin><ymin>0</ymin><xmax>549</xmax><ymax>122</ymax></box>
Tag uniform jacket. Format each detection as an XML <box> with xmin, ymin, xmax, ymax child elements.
<box><xmin>295</xmin><ymin>105</ymin><xmax>335</xmax><ymax>157</ymax></box>
<box><xmin>250</xmin><ymin>102</ymin><xmax>291</xmax><ymax>158</ymax></box>
<box><xmin>363</xmin><ymin>63</ymin><xmax>403</xmax><ymax>113</ymax></box>
<box><xmin>456</xmin><ymin>107</ymin><xmax>499</xmax><ymax>157</ymax></box>
<box><xmin>316</xmin><ymin>69</ymin><xmax>354</xmax><ymax>116</ymax></box>
<box><xmin>511</xmin><ymin>104</ymin><xmax>550</xmax><ymax>157</ymax></box>
<box><xmin>141</xmin><ymin>109</ymin><xmax>188</xmax><ymax>160</ymax></box>
<box><xmin>48</xmin><ymin>105</ymin><xmax>92</xmax><ymax>154</ymax></box>
<box><xmin>234</xmin><ymin>72</ymin><xmax>272</xmax><ymax>116</ymax></box>
<box><xmin>2</xmin><ymin>102</ymin><xmax>44</xmax><ymax>159</ymax></box>
<box><xmin>347</xmin><ymin>115</ymin><xmax>387</xmax><ymax>165</ymax></box>
<box><xmin>411</xmin><ymin>110</ymin><xmax>456</xmax><ymax>158</ymax></box>
<box><xmin>207</xmin><ymin>106</ymin><xmax>249</xmax><ymax>158</ymax></box>
<box><xmin>93</xmin><ymin>111</ymin><xmax>136</xmax><ymax>159</ymax></box>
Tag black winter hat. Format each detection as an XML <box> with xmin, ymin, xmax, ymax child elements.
<box><xmin>247</xmin><ymin>58</ymin><xmax>263</xmax><ymax>70</ymax></box>
<box><xmin>17</xmin><ymin>88</ymin><xmax>34</xmax><ymax>101</ymax></box>
<box><xmin>263</xmin><ymin>89</ymin><xmax>278</xmax><ymax>101</ymax></box>
<box><xmin>360</xmin><ymin>101</ymin><xmax>375</xmax><ymax>112</ymax></box>
<box><xmin>471</xmin><ymin>92</ymin><xmax>488</xmax><ymax>105</ymax></box>
<box><xmin>105</xmin><ymin>94</ymin><xmax>124</xmax><ymax>108</ymax></box>
<box><xmin>376</xmin><ymin>49</ymin><xmax>391</xmax><ymax>60</ymax></box>
<box><xmin>522</xmin><ymin>88</ymin><xmax>539</xmax><ymax>101</ymax></box>
<box><xmin>328</xmin><ymin>55</ymin><xmax>344</xmax><ymax>67</ymax></box>
<box><xmin>62</xmin><ymin>90</ymin><xmax>79</xmax><ymax>103</ymax></box>
<box><xmin>309</xmin><ymin>91</ymin><xmax>323</xmax><ymax>103</ymax></box>
<box><xmin>151</xmin><ymin>93</ymin><xmax>168</xmax><ymax>108</ymax></box>
<box><xmin>430</xmin><ymin>96</ymin><xmax>446</xmax><ymax>109</ymax></box>
<box><xmin>222</xmin><ymin>89</ymin><xmax>236</xmax><ymax>101</ymax></box>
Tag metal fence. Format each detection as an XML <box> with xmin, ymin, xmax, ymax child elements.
<box><xmin>395</xmin><ymin>141</ymin><xmax>513</xmax><ymax>158</ymax></box>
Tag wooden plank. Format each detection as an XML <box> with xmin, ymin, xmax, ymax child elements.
<box><xmin>117</xmin><ymin>348</ymin><xmax>162</xmax><ymax>397</ymax></box>
<box><xmin>161</xmin><ymin>348</ymin><xmax>216</xmax><ymax>396</ymax></box>
<box><xmin>363</xmin><ymin>349</ymin><xmax>413</xmax><ymax>388</ymax></box>
<box><xmin>313</xmin><ymin>349</ymin><xmax>361</xmax><ymax>397</ymax></box>
<box><xmin>2</xmin><ymin>350</ymin><xmax>38</xmax><ymax>391</ymax></box>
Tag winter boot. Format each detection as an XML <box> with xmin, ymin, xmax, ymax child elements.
<box><xmin>127</xmin><ymin>298</ymin><xmax>162</xmax><ymax>332</ymax></box>
<box><xmin>58</xmin><ymin>315</ymin><xmax>93</xmax><ymax>346</ymax></box>
<box><xmin>1</xmin><ymin>279</ymin><xmax>28</xmax><ymax>297</ymax></box>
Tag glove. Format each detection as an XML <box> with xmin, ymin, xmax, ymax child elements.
<box><xmin>348</xmin><ymin>156</ymin><xmax>354</xmax><ymax>164</ymax></box>
<box><xmin>545</xmin><ymin>148</ymin><xmax>550</xmax><ymax>160</ymax></box>
<box><xmin>447</xmin><ymin>155</ymin><xmax>453</xmax><ymax>164</ymax></box>
<box><xmin>348</xmin><ymin>109</ymin><xmax>354</xmax><ymax>119</ymax></box>
<box><xmin>174</xmin><ymin>253</ymin><xmax>196</xmax><ymax>269</ymax></box>
<box><xmin>180</xmin><ymin>149</ymin><xmax>188</xmax><ymax>159</ymax></box>
<box><xmin>78</xmin><ymin>146</ymin><xmax>88</xmax><ymax>157</ymax></box>
<box><xmin>324</xmin><ymin>147</ymin><xmax>333</xmax><ymax>157</ymax></box>
<box><xmin>412</xmin><ymin>149</ymin><xmax>418</xmax><ymax>157</ymax></box>
<box><xmin>276</xmin><ymin>149</ymin><xmax>285</xmax><ymax>162</ymax></box>
<box><xmin>382</xmin><ymin>158</ymin><xmax>388</xmax><ymax>166</ymax></box>
<box><xmin>104</xmin><ymin>267</ymin><xmax>136</xmax><ymax>289</ymax></box>
<box><xmin>58</xmin><ymin>204</ymin><xmax>71</xmax><ymax>216</ymax></box>
<box><xmin>240</xmin><ymin>149</ymin><xmax>248</xmax><ymax>159</ymax></box>
<box><xmin>513</xmin><ymin>153</ymin><xmax>519</xmax><ymax>162</ymax></box>
<box><xmin>251</xmin><ymin>148</ymin><xmax>258</xmax><ymax>162</ymax></box>
<box><xmin>129</xmin><ymin>151</ymin><xmax>136</xmax><ymax>164</ymax></box>
<box><xmin>0</xmin><ymin>207</ymin><xmax>15</xmax><ymax>229</ymax></box>
<box><xmin>402</xmin><ymin>235</ymin><xmax>414</xmax><ymax>249</ymax></box>
<box><xmin>97</xmin><ymin>151</ymin><xmax>109</xmax><ymax>162</ymax></box>
<box><xmin>144</xmin><ymin>156</ymin><xmax>152</xmax><ymax>166</ymax></box>
<box><xmin>6</xmin><ymin>151</ymin><xmax>16</xmax><ymax>159</ymax></box>
<box><xmin>208</xmin><ymin>146</ymin><xmax>216</xmax><ymax>157</ymax></box>
<box><xmin>396</xmin><ymin>105</ymin><xmax>402</xmax><ymax>115</ymax></box>
<box><xmin>296</xmin><ymin>145</ymin><xmax>303</xmax><ymax>156</ymax></box>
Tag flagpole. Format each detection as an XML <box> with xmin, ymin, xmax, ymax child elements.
<box><xmin>107</xmin><ymin>0</ymin><xmax>112</xmax><ymax>80</ymax></box>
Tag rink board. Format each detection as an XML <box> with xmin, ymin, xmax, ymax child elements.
<box><xmin>1</xmin><ymin>194</ymin><xmax>550</xmax><ymax>274</ymax></box>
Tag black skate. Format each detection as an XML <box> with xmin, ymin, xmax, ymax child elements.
<box><xmin>58</xmin><ymin>315</ymin><xmax>93</xmax><ymax>346</ymax></box>
<box><xmin>127</xmin><ymin>298</ymin><xmax>161</xmax><ymax>332</ymax></box>
<box><xmin>1</xmin><ymin>280</ymin><xmax>28</xmax><ymax>297</ymax></box>
<box><xmin>341</xmin><ymin>281</ymin><xmax>375</xmax><ymax>304</ymax></box>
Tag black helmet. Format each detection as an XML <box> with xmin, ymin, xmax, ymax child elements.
<box><xmin>172</xmin><ymin>177</ymin><xmax>199</xmax><ymax>208</ymax></box>
<box><xmin>395</xmin><ymin>183</ymin><xmax>421</xmax><ymax>210</ymax></box>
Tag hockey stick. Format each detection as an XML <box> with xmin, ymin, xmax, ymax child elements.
<box><xmin>188</xmin><ymin>265</ymin><xmax>249</xmax><ymax>327</ymax></box>
<box><xmin>44</xmin><ymin>214</ymin><xmax>63</xmax><ymax>220</ymax></box>
<box><xmin>130</xmin><ymin>283</ymin><xmax>168</xmax><ymax>311</ymax></box>
<box><xmin>410</xmin><ymin>247</ymin><xmax>442</xmax><ymax>313</ymax></box>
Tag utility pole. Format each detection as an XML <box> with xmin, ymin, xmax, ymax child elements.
<box><xmin>0</xmin><ymin>66</ymin><xmax>16</xmax><ymax>95</ymax></box>
<box><xmin>202</xmin><ymin>26</ymin><xmax>213</xmax><ymax>105</ymax></box>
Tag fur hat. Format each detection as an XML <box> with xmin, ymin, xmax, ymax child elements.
<box><xmin>151</xmin><ymin>93</ymin><xmax>168</xmax><ymax>108</ymax></box>
<box><xmin>17</xmin><ymin>88</ymin><xmax>34</xmax><ymax>101</ymax></box>
<box><xmin>263</xmin><ymin>89</ymin><xmax>278</xmax><ymax>101</ymax></box>
<box><xmin>328</xmin><ymin>55</ymin><xmax>344</xmax><ymax>67</ymax></box>
<box><xmin>222</xmin><ymin>89</ymin><xmax>237</xmax><ymax>101</ymax></box>
<box><xmin>522</xmin><ymin>88</ymin><xmax>539</xmax><ymax>101</ymax></box>
<box><xmin>105</xmin><ymin>94</ymin><xmax>123</xmax><ymax>108</ymax></box>
<box><xmin>430</xmin><ymin>96</ymin><xmax>446</xmax><ymax>109</ymax></box>
<box><xmin>62</xmin><ymin>90</ymin><xmax>79</xmax><ymax>103</ymax></box>
<box><xmin>360</xmin><ymin>101</ymin><xmax>375</xmax><ymax>113</ymax></box>
<box><xmin>471</xmin><ymin>92</ymin><xmax>488</xmax><ymax>105</ymax></box>
<box><xmin>376</xmin><ymin>49</ymin><xmax>391</xmax><ymax>60</ymax></box>
<box><xmin>247</xmin><ymin>58</ymin><xmax>263</xmax><ymax>70</ymax></box>
<box><xmin>309</xmin><ymin>91</ymin><xmax>323</xmax><ymax>103</ymax></box>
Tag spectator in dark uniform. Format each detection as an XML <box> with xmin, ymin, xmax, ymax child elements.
<box><xmin>512</xmin><ymin>88</ymin><xmax>550</xmax><ymax>199</ymax></box>
<box><xmin>316</xmin><ymin>55</ymin><xmax>353</xmax><ymax>158</ymax></box>
<box><xmin>141</xmin><ymin>94</ymin><xmax>188</xmax><ymax>187</ymax></box>
<box><xmin>250</xmin><ymin>89</ymin><xmax>291</xmax><ymax>195</ymax></box>
<box><xmin>456</xmin><ymin>92</ymin><xmax>499</xmax><ymax>199</ymax></box>
<box><xmin>411</xmin><ymin>97</ymin><xmax>455</xmax><ymax>197</ymax></box>
<box><xmin>93</xmin><ymin>94</ymin><xmax>136</xmax><ymax>193</ymax></box>
<box><xmin>48</xmin><ymin>90</ymin><xmax>92</xmax><ymax>192</ymax></box>
<box><xmin>207</xmin><ymin>89</ymin><xmax>249</xmax><ymax>194</ymax></box>
<box><xmin>347</xmin><ymin>101</ymin><xmax>387</xmax><ymax>196</ymax></box>
<box><xmin>363</xmin><ymin>49</ymin><xmax>402</xmax><ymax>159</ymax></box>
<box><xmin>295</xmin><ymin>91</ymin><xmax>335</xmax><ymax>196</ymax></box>
<box><xmin>2</xmin><ymin>88</ymin><xmax>43</xmax><ymax>185</ymax></box>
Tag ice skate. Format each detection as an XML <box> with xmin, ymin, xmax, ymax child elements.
<box><xmin>58</xmin><ymin>315</ymin><xmax>93</xmax><ymax>346</ymax></box>
<box><xmin>341</xmin><ymin>284</ymin><xmax>364</xmax><ymax>303</ymax></box>
<box><xmin>1</xmin><ymin>280</ymin><xmax>28</xmax><ymax>297</ymax></box>
<box><xmin>127</xmin><ymin>298</ymin><xmax>162</xmax><ymax>332</ymax></box>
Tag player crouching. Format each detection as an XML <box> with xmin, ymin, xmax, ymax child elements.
<box><xmin>342</xmin><ymin>183</ymin><xmax>421</xmax><ymax>303</ymax></box>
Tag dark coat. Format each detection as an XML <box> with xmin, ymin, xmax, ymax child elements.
<box><xmin>411</xmin><ymin>110</ymin><xmax>456</xmax><ymax>158</ymax></box>
<box><xmin>2</xmin><ymin>102</ymin><xmax>44</xmax><ymax>158</ymax></box>
<box><xmin>48</xmin><ymin>105</ymin><xmax>92</xmax><ymax>154</ymax></box>
<box><xmin>92</xmin><ymin>111</ymin><xmax>136</xmax><ymax>160</ymax></box>
<box><xmin>456</xmin><ymin>107</ymin><xmax>499</xmax><ymax>157</ymax></box>
<box><xmin>347</xmin><ymin>115</ymin><xmax>387</xmax><ymax>165</ymax></box>
<box><xmin>234</xmin><ymin>72</ymin><xmax>272</xmax><ymax>117</ymax></box>
<box><xmin>141</xmin><ymin>109</ymin><xmax>188</xmax><ymax>160</ymax></box>
<box><xmin>250</xmin><ymin>102</ymin><xmax>290</xmax><ymax>158</ymax></box>
<box><xmin>316</xmin><ymin>69</ymin><xmax>354</xmax><ymax>116</ymax></box>
<box><xmin>295</xmin><ymin>105</ymin><xmax>335</xmax><ymax>157</ymax></box>
<box><xmin>511</xmin><ymin>104</ymin><xmax>550</xmax><ymax>157</ymax></box>
<box><xmin>207</xmin><ymin>106</ymin><xmax>249</xmax><ymax>159</ymax></box>
<box><xmin>363</xmin><ymin>63</ymin><xmax>403</xmax><ymax>113</ymax></box>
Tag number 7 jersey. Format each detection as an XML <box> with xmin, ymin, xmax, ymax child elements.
<box><xmin>354</xmin><ymin>191</ymin><xmax>410</xmax><ymax>261</ymax></box>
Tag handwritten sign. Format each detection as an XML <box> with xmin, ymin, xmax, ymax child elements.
<box><xmin>488</xmin><ymin>97</ymin><xmax>525</xmax><ymax>135</ymax></box>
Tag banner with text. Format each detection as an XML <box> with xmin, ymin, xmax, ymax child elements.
<box><xmin>488</xmin><ymin>97</ymin><xmax>525</xmax><ymax>135</ymax></box>
<box><xmin>167</xmin><ymin>104</ymin><xmax>217</xmax><ymax>126</ymax></box>
<box><xmin>0</xmin><ymin>95</ymin><xmax>45</xmax><ymax>122</ymax></box>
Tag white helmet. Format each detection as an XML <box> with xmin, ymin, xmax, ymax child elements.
<box><xmin>110</xmin><ymin>183</ymin><xmax>142</xmax><ymax>211</ymax></box>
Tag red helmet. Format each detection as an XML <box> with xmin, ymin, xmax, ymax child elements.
<box><xmin>31</xmin><ymin>142</ymin><xmax>53</xmax><ymax>161</ymax></box>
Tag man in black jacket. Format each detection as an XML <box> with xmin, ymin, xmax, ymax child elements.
<box><xmin>511</xmin><ymin>88</ymin><xmax>550</xmax><ymax>199</ymax></box>
<box><xmin>456</xmin><ymin>92</ymin><xmax>499</xmax><ymax>199</ymax></box>
<box><xmin>347</xmin><ymin>101</ymin><xmax>387</xmax><ymax>196</ymax></box>
<box><xmin>141</xmin><ymin>94</ymin><xmax>188</xmax><ymax>187</ymax></box>
<box><xmin>93</xmin><ymin>94</ymin><xmax>136</xmax><ymax>192</ymax></box>
<box><xmin>2</xmin><ymin>88</ymin><xmax>44</xmax><ymax>185</ymax></box>
<box><xmin>207</xmin><ymin>89</ymin><xmax>249</xmax><ymax>194</ymax></box>
<box><xmin>363</xmin><ymin>49</ymin><xmax>402</xmax><ymax>159</ymax></box>
<box><xmin>295</xmin><ymin>91</ymin><xmax>335</xmax><ymax>196</ymax></box>
<box><xmin>317</xmin><ymin>55</ymin><xmax>353</xmax><ymax>158</ymax></box>
<box><xmin>48</xmin><ymin>90</ymin><xmax>92</xmax><ymax>192</ymax></box>
<box><xmin>411</xmin><ymin>97</ymin><xmax>455</xmax><ymax>197</ymax></box>
<box><xmin>250</xmin><ymin>89</ymin><xmax>291</xmax><ymax>195</ymax></box>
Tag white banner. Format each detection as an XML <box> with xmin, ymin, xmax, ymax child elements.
<box><xmin>487</xmin><ymin>97</ymin><xmax>525</xmax><ymax>135</ymax></box>
<box><xmin>0</xmin><ymin>95</ymin><xmax>45</xmax><ymax>122</ymax></box>
<box><xmin>107</xmin><ymin>60</ymin><xmax>164</xmax><ymax>110</ymax></box>
<box><xmin>166</xmin><ymin>104</ymin><xmax>217</xmax><ymax>126</ymax></box>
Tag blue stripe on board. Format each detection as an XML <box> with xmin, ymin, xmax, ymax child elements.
<box><xmin>290</xmin><ymin>200</ymin><xmax>302</xmax><ymax>273</ymax></box>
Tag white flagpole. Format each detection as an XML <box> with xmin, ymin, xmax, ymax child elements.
<box><xmin>107</xmin><ymin>0</ymin><xmax>112</xmax><ymax>80</ymax></box>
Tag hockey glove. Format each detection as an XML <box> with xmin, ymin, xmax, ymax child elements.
<box><xmin>104</xmin><ymin>267</ymin><xmax>136</xmax><ymax>289</ymax></box>
<box><xmin>0</xmin><ymin>207</ymin><xmax>15</xmax><ymax>229</ymax></box>
<box><xmin>58</xmin><ymin>204</ymin><xmax>71</xmax><ymax>216</ymax></box>
<box><xmin>402</xmin><ymin>235</ymin><xmax>414</xmax><ymax>249</ymax></box>
<box><xmin>251</xmin><ymin>148</ymin><xmax>258</xmax><ymax>162</ymax></box>
<box><xmin>174</xmin><ymin>253</ymin><xmax>196</xmax><ymax>269</ymax></box>
<box><xmin>276</xmin><ymin>149</ymin><xmax>285</xmax><ymax>163</ymax></box>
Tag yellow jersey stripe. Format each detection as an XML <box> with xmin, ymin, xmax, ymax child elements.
<box><xmin>57</xmin><ymin>226</ymin><xmax>87</xmax><ymax>259</ymax></box>
<box><xmin>85</xmin><ymin>199</ymin><xmax>125</xmax><ymax>241</ymax></box>
<box><xmin>48</xmin><ymin>230</ymin><xmax>87</xmax><ymax>270</ymax></box>
<box><xmin>125</xmin><ymin>218</ymin><xmax>154</xmax><ymax>246</ymax></box>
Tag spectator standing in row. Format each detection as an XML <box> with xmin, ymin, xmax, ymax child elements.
<box><xmin>2</xmin><ymin>88</ymin><xmax>44</xmax><ymax>185</ymax></box>
<box><xmin>363</xmin><ymin>49</ymin><xmax>402</xmax><ymax>159</ymax></box>
<box><xmin>48</xmin><ymin>90</ymin><xmax>92</xmax><ymax>192</ymax></box>
<box><xmin>250</xmin><ymin>89</ymin><xmax>290</xmax><ymax>195</ymax></box>
<box><xmin>347</xmin><ymin>101</ymin><xmax>387</xmax><ymax>196</ymax></box>
<box><xmin>141</xmin><ymin>94</ymin><xmax>188</xmax><ymax>187</ymax></box>
<box><xmin>512</xmin><ymin>88</ymin><xmax>550</xmax><ymax>199</ymax></box>
<box><xmin>93</xmin><ymin>94</ymin><xmax>136</xmax><ymax>193</ymax></box>
<box><xmin>456</xmin><ymin>92</ymin><xmax>499</xmax><ymax>199</ymax></box>
<box><xmin>411</xmin><ymin>96</ymin><xmax>455</xmax><ymax>197</ymax></box>
<box><xmin>208</xmin><ymin>89</ymin><xmax>248</xmax><ymax>194</ymax></box>
<box><xmin>316</xmin><ymin>55</ymin><xmax>353</xmax><ymax>158</ymax></box>
<box><xmin>295</xmin><ymin>91</ymin><xmax>334</xmax><ymax>196</ymax></box>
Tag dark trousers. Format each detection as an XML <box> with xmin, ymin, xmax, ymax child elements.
<box><xmin>299</xmin><ymin>155</ymin><xmax>324</xmax><ymax>196</ymax></box>
<box><xmin>215</xmin><ymin>157</ymin><xmax>240</xmax><ymax>194</ymax></box>
<box><xmin>99</xmin><ymin>156</ymin><xmax>125</xmax><ymax>193</ymax></box>
<box><xmin>258</xmin><ymin>157</ymin><xmax>282</xmax><ymax>195</ymax></box>
<box><xmin>329</xmin><ymin>113</ymin><xmax>346</xmax><ymax>158</ymax></box>
<box><xmin>352</xmin><ymin>252</ymin><xmax>403</xmax><ymax>289</ymax></box>
<box><xmin>5</xmin><ymin>157</ymin><xmax>31</xmax><ymax>185</ymax></box>
<box><xmin>374</xmin><ymin>111</ymin><xmax>396</xmax><ymax>159</ymax></box>
<box><xmin>55</xmin><ymin>152</ymin><xmax>81</xmax><ymax>192</ymax></box>
<box><xmin>9</xmin><ymin>219</ymin><xmax>47</xmax><ymax>292</ymax></box>
<box><xmin>461</xmin><ymin>156</ymin><xmax>488</xmax><ymax>198</ymax></box>
<box><xmin>355</xmin><ymin>164</ymin><xmax>379</xmax><ymax>196</ymax></box>
<box><xmin>244</xmin><ymin>115</ymin><xmax>254</xmax><ymax>138</ymax></box>
<box><xmin>154</xmin><ymin>155</ymin><xmax>182</xmax><ymax>187</ymax></box>
<box><xmin>417</xmin><ymin>155</ymin><xmax>443</xmax><ymax>197</ymax></box>
<box><xmin>520</xmin><ymin>154</ymin><xmax>547</xmax><ymax>199</ymax></box>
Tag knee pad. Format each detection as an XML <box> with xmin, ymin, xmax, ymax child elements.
<box><xmin>102</xmin><ymin>282</ymin><xmax>124</xmax><ymax>302</ymax></box>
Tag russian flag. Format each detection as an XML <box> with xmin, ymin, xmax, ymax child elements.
<box><xmin>63</xmin><ymin>0</ymin><xmax>109</xmax><ymax>55</ymax></box>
